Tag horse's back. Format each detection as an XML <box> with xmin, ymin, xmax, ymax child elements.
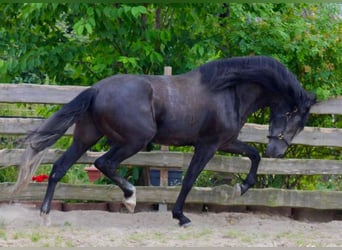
<box><xmin>88</xmin><ymin>71</ymin><xmax>230</xmax><ymax>146</ymax></box>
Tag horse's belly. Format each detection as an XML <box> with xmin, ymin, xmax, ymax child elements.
<box><xmin>152</xmin><ymin>127</ymin><xmax>198</xmax><ymax>146</ymax></box>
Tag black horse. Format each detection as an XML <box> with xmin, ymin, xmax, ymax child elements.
<box><xmin>13</xmin><ymin>56</ymin><xmax>316</xmax><ymax>226</ymax></box>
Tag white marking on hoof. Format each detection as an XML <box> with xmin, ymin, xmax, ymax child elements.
<box><xmin>41</xmin><ymin>213</ymin><xmax>51</xmax><ymax>227</ymax></box>
<box><xmin>231</xmin><ymin>183</ymin><xmax>241</xmax><ymax>199</ymax></box>
<box><xmin>123</xmin><ymin>187</ymin><xmax>136</xmax><ymax>213</ymax></box>
<box><xmin>181</xmin><ymin>222</ymin><xmax>192</xmax><ymax>228</ymax></box>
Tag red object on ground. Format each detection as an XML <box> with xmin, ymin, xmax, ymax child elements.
<box><xmin>32</xmin><ymin>174</ymin><xmax>49</xmax><ymax>183</ymax></box>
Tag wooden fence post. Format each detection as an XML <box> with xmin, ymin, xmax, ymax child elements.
<box><xmin>157</xmin><ymin>66</ymin><xmax>172</xmax><ymax>212</ymax></box>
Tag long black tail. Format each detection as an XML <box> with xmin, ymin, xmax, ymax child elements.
<box><xmin>12</xmin><ymin>88</ymin><xmax>97</xmax><ymax>195</ymax></box>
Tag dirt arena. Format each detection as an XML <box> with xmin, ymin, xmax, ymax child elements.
<box><xmin>0</xmin><ymin>204</ymin><xmax>341</xmax><ymax>247</ymax></box>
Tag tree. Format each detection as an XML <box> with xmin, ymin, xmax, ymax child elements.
<box><xmin>1</xmin><ymin>3</ymin><xmax>340</xmax><ymax>99</ymax></box>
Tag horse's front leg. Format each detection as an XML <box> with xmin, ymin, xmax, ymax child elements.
<box><xmin>219</xmin><ymin>139</ymin><xmax>260</xmax><ymax>197</ymax></box>
<box><xmin>172</xmin><ymin>142</ymin><xmax>218</xmax><ymax>227</ymax></box>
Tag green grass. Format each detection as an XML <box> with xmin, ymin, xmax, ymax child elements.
<box><xmin>0</xmin><ymin>229</ymin><xmax>7</xmax><ymax>240</ymax></box>
<box><xmin>13</xmin><ymin>231</ymin><xmax>26</xmax><ymax>240</ymax></box>
<box><xmin>30</xmin><ymin>232</ymin><xmax>42</xmax><ymax>242</ymax></box>
<box><xmin>63</xmin><ymin>221</ymin><xmax>72</xmax><ymax>227</ymax></box>
<box><xmin>177</xmin><ymin>228</ymin><xmax>213</xmax><ymax>241</ymax></box>
<box><xmin>0</xmin><ymin>220</ymin><xmax>7</xmax><ymax>239</ymax></box>
<box><xmin>224</xmin><ymin>229</ymin><xmax>255</xmax><ymax>244</ymax></box>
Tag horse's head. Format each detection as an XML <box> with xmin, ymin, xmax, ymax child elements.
<box><xmin>266</xmin><ymin>93</ymin><xmax>316</xmax><ymax>158</ymax></box>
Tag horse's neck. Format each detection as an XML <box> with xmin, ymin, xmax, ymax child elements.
<box><xmin>233</xmin><ymin>84</ymin><xmax>273</xmax><ymax>125</ymax></box>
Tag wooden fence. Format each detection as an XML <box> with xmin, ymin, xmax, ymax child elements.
<box><xmin>0</xmin><ymin>83</ymin><xmax>341</xmax><ymax>210</ymax></box>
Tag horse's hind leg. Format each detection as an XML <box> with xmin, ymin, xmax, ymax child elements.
<box><xmin>219</xmin><ymin>139</ymin><xmax>260</xmax><ymax>197</ymax></box>
<box><xmin>40</xmin><ymin>118</ymin><xmax>102</xmax><ymax>219</ymax></box>
<box><xmin>94</xmin><ymin>142</ymin><xmax>148</xmax><ymax>213</ymax></box>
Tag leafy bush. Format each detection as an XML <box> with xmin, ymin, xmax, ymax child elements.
<box><xmin>0</xmin><ymin>167</ymin><xmax>19</xmax><ymax>182</ymax></box>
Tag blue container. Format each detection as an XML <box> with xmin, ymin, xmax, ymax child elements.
<box><xmin>150</xmin><ymin>170</ymin><xmax>183</xmax><ymax>186</ymax></box>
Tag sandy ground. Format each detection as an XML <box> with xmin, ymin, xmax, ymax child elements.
<box><xmin>0</xmin><ymin>204</ymin><xmax>341</xmax><ymax>247</ymax></box>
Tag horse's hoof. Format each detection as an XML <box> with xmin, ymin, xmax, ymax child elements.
<box><xmin>41</xmin><ymin>213</ymin><xmax>51</xmax><ymax>227</ymax></box>
<box><xmin>123</xmin><ymin>187</ymin><xmax>136</xmax><ymax>213</ymax></box>
<box><xmin>180</xmin><ymin>221</ymin><xmax>192</xmax><ymax>228</ymax></box>
<box><xmin>231</xmin><ymin>183</ymin><xmax>241</xmax><ymax>199</ymax></box>
<box><xmin>178</xmin><ymin>216</ymin><xmax>191</xmax><ymax>227</ymax></box>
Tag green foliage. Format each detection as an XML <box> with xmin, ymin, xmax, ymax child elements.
<box><xmin>253</xmin><ymin>174</ymin><xmax>342</xmax><ymax>191</ymax></box>
<box><xmin>0</xmin><ymin>167</ymin><xmax>19</xmax><ymax>182</ymax></box>
<box><xmin>224</xmin><ymin>3</ymin><xmax>341</xmax><ymax>100</ymax></box>
<box><xmin>1</xmin><ymin>3</ymin><xmax>340</xmax><ymax>97</ymax></box>
<box><xmin>118</xmin><ymin>166</ymin><xmax>141</xmax><ymax>185</ymax></box>
<box><xmin>61</xmin><ymin>165</ymin><xmax>89</xmax><ymax>184</ymax></box>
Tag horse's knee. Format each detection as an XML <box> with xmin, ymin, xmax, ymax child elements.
<box><xmin>249</xmin><ymin>151</ymin><xmax>260</xmax><ymax>163</ymax></box>
<box><xmin>94</xmin><ymin>157</ymin><xmax>106</xmax><ymax>171</ymax></box>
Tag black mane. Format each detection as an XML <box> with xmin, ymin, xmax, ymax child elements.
<box><xmin>199</xmin><ymin>56</ymin><xmax>308</xmax><ymax>107</ymax></box>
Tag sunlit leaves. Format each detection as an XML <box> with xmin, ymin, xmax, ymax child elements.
<box><xmin>0</xmin><ymin>3</ymin><xmax>340</xmax><ymax>94</ymax></box>
<box><xmin>117</xmin><ymin>56</ymin><xmax>141</xmax><ymax>72</ymax></box>
<box><xmin>225</xmin><ymin>3</ymin><xmax>341</xmax><ymax>100</ymax></box>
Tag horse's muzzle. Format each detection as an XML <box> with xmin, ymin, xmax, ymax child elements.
<box><xmin>265</xmin><ymin>144</ymin><xmax>286</xmax><ymax>158</ymax></box>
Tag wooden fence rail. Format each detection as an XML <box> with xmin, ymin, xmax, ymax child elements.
<box><xmin>1</xmin><ymin>84</ymin><xmax>341</xmax><ymax>114</ymax></box>
<box><xmin>1</xmin><ymin>118</ymin><xmax>341</xmax><ymax>147</ymax></box>
<box><xmin>0</xmin><ymin>83</ymin><xmax>341</xmax><ymax>210</ymax></box>
<box><xmin>1</xmin><ymin>149</ymin><xmax>342</xmax><ymax>175</ymax></box>
<box><xmin>1</xmin><ymin>183</ymin><xmax>341</xmax><ymax>210</ymax></box>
